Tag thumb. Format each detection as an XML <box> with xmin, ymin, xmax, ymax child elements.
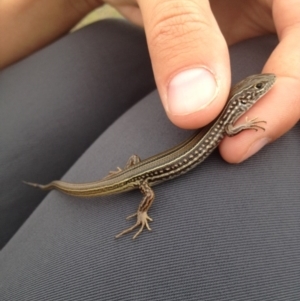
<box><xmin>138</xmin><ymin>0</ymin><xmax>230</xmax><ymax>129</ymax></box>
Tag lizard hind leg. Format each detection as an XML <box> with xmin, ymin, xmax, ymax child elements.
<box><xmin>115</xmin><ymin>181</ymin><xmax>155</xmax><ymax>239</ymax></box>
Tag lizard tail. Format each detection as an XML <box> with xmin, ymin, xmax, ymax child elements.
<box><xmin>23</xmin><ymin>181</ymin><xmax>49</xmax><ymax>190</ymax></box>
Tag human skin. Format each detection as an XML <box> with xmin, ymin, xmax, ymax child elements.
<box><xmin>1</xmin><ymin>0</ymin><xmax>299</xmax><ymax>163</ymax></box>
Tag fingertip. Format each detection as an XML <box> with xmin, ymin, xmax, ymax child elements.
<box><xmin>219</xmin><ymin>135</ymin><xmax>269</xmax><ymax>164</ymax></box>
<box><xmin>166</xmin><ymin>67</ymin><xmax>219</xmax><ymax>116</ymax></box>
<box><xmin>238</xmin><ymin>137</ymin><xmax>271</xmax><ymax>163</ymax></box>
<box><xmin>165</xmin><ymin>68</ymin><xmax>229</xmax><ymax>129</ymax></box>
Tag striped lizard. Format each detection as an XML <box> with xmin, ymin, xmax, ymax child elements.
<box><xmin>25</xmin><ymin>73</ymin><xmax>276</xmax><ymax>239</ymax></box>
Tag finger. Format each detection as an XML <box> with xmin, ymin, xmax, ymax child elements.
<box><xmin>137</xmin><ymin>0</ymin><xmax>231</xmax><ymax>129</ymax></box>
<box><xmin>220</xmin><ymin>0</ymin><xmax>300</xmax><ymax>163</ymax></box>
<box><xmin>113</xmin><ymin>3</ymin><xmax>143</xmax><ymax>26</ymax></box>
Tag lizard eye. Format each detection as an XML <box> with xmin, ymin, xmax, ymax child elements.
<box><xmin>255</xmin><ymin>83</ymin><xmax>263</xmax><ymax>89</ymax></box>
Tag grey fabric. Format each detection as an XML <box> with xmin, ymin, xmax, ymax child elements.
<box><xmin>0</xmin><ymin>20</ymin><xmax>155</xmax><ymax>248</ymax></box>
<box><xmin>1</xmin><ymin>22</ymin><xmax>300</xmax><ymax>300</ymax></box>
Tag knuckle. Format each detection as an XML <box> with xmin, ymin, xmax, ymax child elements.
<box><xmin>149</xmin><ymin>1</ymin><xmax>211</xmax><ymax>51</ymax></box>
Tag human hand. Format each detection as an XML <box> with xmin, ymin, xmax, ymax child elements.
<box><xmin>0</xmin><ymin>0</ymin><xmax>105</xmax><ymax>69</ymax></box>
<box><xmin>107</xmin><ymin>0</ymin><xmax>300</xmax><ymax>162</ymax></box>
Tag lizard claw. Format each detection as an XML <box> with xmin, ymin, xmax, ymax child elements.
<box><xmin>115</xmin><ymin>211</ymin><xmax>153</xmax><ymax>239</ymax></box>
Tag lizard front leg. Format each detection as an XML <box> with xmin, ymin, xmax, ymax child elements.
<box><xmin>225</xmin><ymin>117</ymin><xmax>267</xmax><ymax>137</ymax></box>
